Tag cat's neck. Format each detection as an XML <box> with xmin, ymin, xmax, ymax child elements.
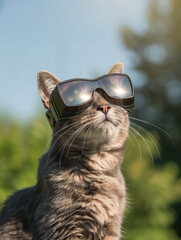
<box><xmin>36</xmin><ymin>131</ymin><xmax>127</xmax><ymax>191</ymax></box>
<box><xmin>46</xmin><ymin>138</ymin><xmax>125</xmax><ymax>173</ymax></box>
<box><xmin>36</xmin><ymin>140</ymin><xmax>126</xmax><ymax>198</ymax></box>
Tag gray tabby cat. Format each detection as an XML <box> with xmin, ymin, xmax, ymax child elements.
<box><xmin>0</xmin><ymin>63</ymin><xmax>129</xmax><ymax>240</ymax></box>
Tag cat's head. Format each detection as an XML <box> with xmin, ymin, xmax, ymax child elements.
<box><xmin>37</xmin><ymin>63</ymin><xmax>129</xmax><ymax>152</ymax></box>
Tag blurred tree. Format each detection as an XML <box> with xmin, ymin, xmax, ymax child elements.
<box><xmin>122</xmin><ymin>0</ymin><xmax>181</xmax><ymax>235</ymax></box>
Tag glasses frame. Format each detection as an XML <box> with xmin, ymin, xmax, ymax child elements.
<box><xmin>49</xmin><ymin>73</ymin><xmax>134</xmax><ymax>123</ymax></box>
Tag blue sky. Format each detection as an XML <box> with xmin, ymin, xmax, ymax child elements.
<box><xmin>0</xmin><ymin>0</ymin><xmax>150</xmax><ymax>121</ymax></box>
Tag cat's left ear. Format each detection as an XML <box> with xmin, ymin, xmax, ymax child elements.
<box><xmin>37</xmin><ymin>70</ymin><xmax>60</xmax><ymax>109</ymax></box>
<box><xmin>106</xmin><ymin>62</ymin><xmax>124</xmax><ymax>74</ymax></box>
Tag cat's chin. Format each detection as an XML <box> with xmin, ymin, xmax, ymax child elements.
<box><xmin>87</xmin><ymin>121</ymin><xmax>120</xmax><ymax>145</ymax></box>
<box><xmin>100</xmin><ymin>122</ymin><xmax>119</xmax><ymax>138</ymax></box>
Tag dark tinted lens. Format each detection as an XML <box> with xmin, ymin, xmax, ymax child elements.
<box><xmin>100</xmin><ymin>75</ymin><xmax>133</xmax><ymax>98</ymax></box>
<box><xmin>57</xmin><ymin>81</ymin><xmax>94</xmax><ymax>106</ymax></box>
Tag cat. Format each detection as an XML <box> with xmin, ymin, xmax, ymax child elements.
<box><xmin>0</xmin><ymin>62</ymin><xmax>129</xmax><ymax>240</ymax></box>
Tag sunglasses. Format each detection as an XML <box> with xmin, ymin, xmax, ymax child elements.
<box><xmin>49</xmin><ymin>73</ymin><xmax>134</xmax><ymax>123</ymax></box>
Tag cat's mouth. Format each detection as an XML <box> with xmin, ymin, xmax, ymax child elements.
<box><xmin>92</xmin><ymin>114</ymin><xmax>119</xmax><ymax>137</ymax></box>
<box><xmin>101</xmin><ymin>115</ymin><xmax>118</xmax><ymax>127</ymax></box>
<box><xmin>101</xmin><ymin>118</ymin><xmax>116</xmax><ymax>127</ymax></box>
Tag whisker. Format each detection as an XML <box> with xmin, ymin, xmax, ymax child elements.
<box><xmin>129</xmin><ymin>130</ymin><xmax>142</xmax><ymax>161</ymax></box>
<box><xmin>43</xmin><ymin>120</ymin><xmax>83</xmax><ymax>153</ymax></box>
<box><xmin>46</xmin><ymin>115</ymin><xmax>100</xmax><ymax>166</ymax></box>
<box><xmin>130</xmin><ymin>121</ymin><xmax>161</xmax><ymax>161</ymax></box>
<box><xmin>81</xmin><ymin>124</ymin><xmax>93</xmax><ymax>155</ymax></box>
<box><xmin>130</xmin><ymin>126</ymin><xmax>154</xmax><ymax>164</ymax></box>
<box><xmin>92</xmin><ymin>119</ymin><xmax>102</xmax><ymax>140</ymax></box>
<box><xmin>73</xmin><ymin>116</ymin><xmax>100</xmax><ymax>156</ymax></box>
<box><xmin>59</xmin><ymin>123</ymin><xmax>90</xmax><ymax>169</ymax></box>
<box><xmin>65</xmin><ymin>124</ymin><xmax>88</xmax><ymax>158</ymax></box>
<box><xmin>128</xmin><ymin>134</ymin><xmax>134</xmax><ymax>146</ymax></box>
<box><xmin>129</xmin><ymin>117</ymin><xmax>172</xmax><ymax>138</ymax></box>
<box><xmin>46</xmin><ymin>121</ymin><xmax>86</xmax><ymax>166</ymax></box>
<box><xmin>66</xmin><ymin>116</ymin><xmax>100</xmax><ymax>158</ymax></box>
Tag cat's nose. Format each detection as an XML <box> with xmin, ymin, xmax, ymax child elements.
<box><xmin>97</xmin><ymin>104</ymin><xmax>111</xmax><ymax>114</ymax></box>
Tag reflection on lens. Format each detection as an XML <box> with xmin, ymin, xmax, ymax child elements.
<box><xmin>79</xmin><ymin>93</ymin><xmax>90</xmax><ymax>101</ymax></box>
<box><xmin>114</xmin><ymin>88</ymin><xmax>127</xmax><ymax>95</ymax></box>
<box><xmin>101</xmin><ymin>75</ymin><xmax>132</xmax><ymax>98</ymax></box>
<box><xmin>58</xmin><ymin>81</ymin><xmax>93</xmax><ymax>106</ymax></box>
<box><xmin>110</xmin><ymin>86</ymin><xmax>129</xmax><ymax>98</ymax></box>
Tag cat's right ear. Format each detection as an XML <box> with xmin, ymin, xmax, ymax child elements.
<box><xmin>37</xmin><ymin>70</ymin><xmax>60</xmax><ymax>109</ymax></box>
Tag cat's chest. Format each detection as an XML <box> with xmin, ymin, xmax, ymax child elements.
<box><xmin>83</xmin><ymin>179</ymin><xmax>123</xmax><ymax>223</ymax></box>
<box><xmin>53</xmin><ymin>173</ymin><xmax>125</xmax><ymax>222</ymax></box>
<box><xmin>36</xmin><ymin>174</ymin><xmax>125</xmax><ymax>239</ymax></box>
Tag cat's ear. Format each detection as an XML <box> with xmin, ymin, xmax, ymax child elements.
<box><xmin>37</xmin><ymin>70</ymin><xmax>60</xmax><ymax>109</ymax></box>
<box><xmin>106</xmin><ymin>62</ymin><xmax>124</xmax><ymax>74</ymax></box>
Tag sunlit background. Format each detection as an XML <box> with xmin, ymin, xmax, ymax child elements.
<box><xmin>0</xmin><ymin>0</ymin><xmax>181</xmax><ymax>240</ymax></box>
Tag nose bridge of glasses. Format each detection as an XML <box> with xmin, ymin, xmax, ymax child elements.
<box><xmin>92</xmin><ymin>77</ymin><xmax>106</xmax><ymax>93</ymax></box>
<box><xmin>87</xmin><ymin>79</ymin><xmax>107</xmax><ymax>99</ymax></box>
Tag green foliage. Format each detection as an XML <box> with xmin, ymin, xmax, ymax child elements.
<box><xmin>0</xmin><ymin>116</ymin><xmax>51</xmax><ymax>205</ymax></box>
<box><xmin>123</xmin><ymin>132</ymin><xmax>181</xmax><ymax>240</ymax></box>
<box><xmin>0</xmin><ymin>116</ymin><xmax>181</xmax><ymax>240</ymax></box>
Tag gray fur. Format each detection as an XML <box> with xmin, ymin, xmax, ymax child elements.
<box><xmin>0</xmin><ymin>65</ymin><xmax>129</xmax><ymax>240</ymax></box>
